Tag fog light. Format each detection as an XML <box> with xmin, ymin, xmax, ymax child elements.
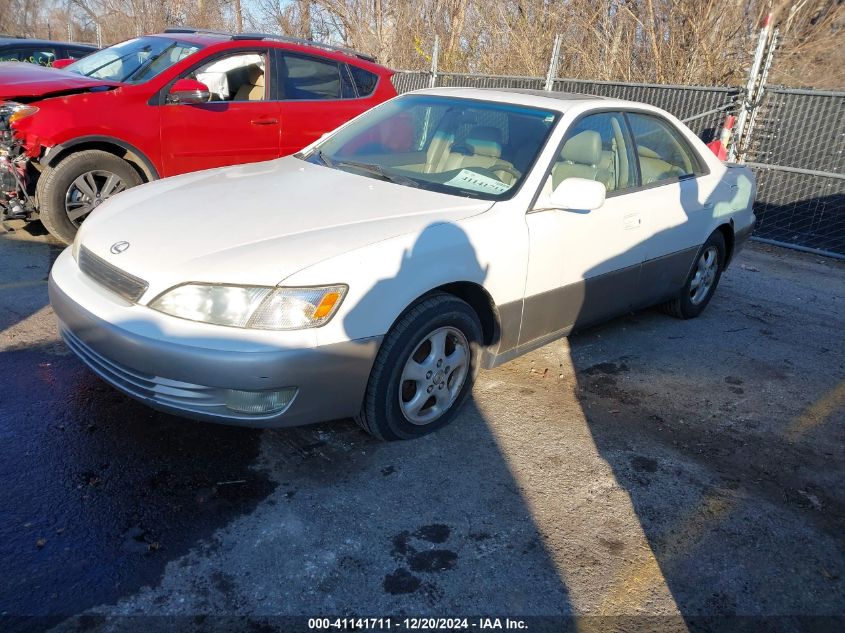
<box><xmin>224</xmin><ymin>387</ymin><xmax>297</xmax><ymax>414</ymax></box>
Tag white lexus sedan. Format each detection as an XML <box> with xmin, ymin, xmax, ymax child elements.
<box><xmin>49</xmin><ymin>88</ymin><xmax>756</xmax><ymax>440</ymax></box>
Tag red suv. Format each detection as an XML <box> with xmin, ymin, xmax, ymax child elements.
<box><xmin>0</xmin><ymin>29</ymin><xmax>396</xmax><ymax>242</ymax></box>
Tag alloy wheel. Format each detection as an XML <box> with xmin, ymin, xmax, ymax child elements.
<box><xmin>398</xmin><ymin>326</ymin><xmax>470</xmax><ymax>425</ymax></box>
<box><xmin>689</xmin><ymin>245</ymin><xmax>719</xmax><ymax>305</ymax></box>
<box><xmin>64</xmin><ymin>170</ymin><xmax>127</xmax><ymax>226</ymax></box>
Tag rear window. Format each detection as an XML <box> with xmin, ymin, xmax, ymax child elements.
<box><xmin>349</xmin><ymin>65</ymin><xmax>378</xmax><ymax>97</ymax></box>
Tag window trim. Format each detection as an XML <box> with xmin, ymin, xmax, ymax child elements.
<box><xmin>622</xmin><ymin>109</ymin><xmax>710</xmax><ymax>193</ymax></box>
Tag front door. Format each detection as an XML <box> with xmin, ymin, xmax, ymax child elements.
<box><xmin>160</xmin><ymin>50</ymin><xmax>281</xmax><ymax>176</ymax></box>
<box><xmin>520</xmin><ymin>111</ymin><xmax>646</xmax><ymax>344</ymax></box>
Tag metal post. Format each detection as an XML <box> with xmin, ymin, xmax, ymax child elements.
<box><xmin>544</xmin><ymin>34</ymin><xmax>562</xmax><ymax>92</ymax></box>
<box><xmin>730</xmin><ymin>13</ymin><xmax>772</xmax><ymax>162</ymax></box>
<box><xmin>429</xmin><ymin>35</ymin><xmax>440</xmax><ymax>89</ymax></box>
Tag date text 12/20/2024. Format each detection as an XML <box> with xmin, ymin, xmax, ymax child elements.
<box><xmin>308</xmin><ymin>618</ymin><xmax>529</xmax><ymax>630</ymax></box>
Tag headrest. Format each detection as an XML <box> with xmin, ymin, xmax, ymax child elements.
<box><xmin>464</xmin><ymin>126</ymin><xmax>503</xmax><ymax>158</ymax></box>
<box><xmin>560</xmin><ymin>130</ymin><xmax>601</xmax><ymax>166</ymax></box>
<box><xmin>247</xmin><ymin>65</ymin><xmax>265</xmax><ymax>86</ymax></box>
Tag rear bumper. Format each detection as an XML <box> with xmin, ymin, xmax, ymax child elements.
<box><xmin>49</xmin><ymin>257</ymin><xmax>380</xmax><ymax>428</ymax></box>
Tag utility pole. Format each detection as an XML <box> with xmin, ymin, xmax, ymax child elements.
<box><xmin>233</xmin><ymin>0</ymin><xmax>243</xmax><ymax>33</ymax></box>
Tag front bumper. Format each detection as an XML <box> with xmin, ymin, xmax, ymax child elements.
<box><xmin>49</xmin><ymin>252</ymin><xmax>381</xmax><ymax>428</ymax></box>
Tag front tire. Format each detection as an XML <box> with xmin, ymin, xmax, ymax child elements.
<box><xmin>356</xmin><ymin>293</ymin><xmax>482</xmax><ymax>440</ymax></box>
<box><xmin>37</xmin><ymin>150</ymin><xmax>141</xmax><ymax>244</ymax></box>
<box><xmin>661</xmin><ymin>230</ymin><xmax>726</xmax><ymax>319</ymax></box>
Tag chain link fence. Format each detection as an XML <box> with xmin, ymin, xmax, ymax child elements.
<box><xmin>743</xmin><ymin>88</ymin><xmax>844</xmax><ymax>256</ymax></box>
<box><xmin>391</xmin><ymin>71</ymin><xmax>843</xmax><ymax>258</ymax></box>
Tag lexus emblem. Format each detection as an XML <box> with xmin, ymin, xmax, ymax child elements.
<box><xmin>110</xmin><ymin>241</ymin><xmax>130</xmax><ymax>255</ymax></box>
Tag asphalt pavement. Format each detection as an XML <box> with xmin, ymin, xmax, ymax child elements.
<box><xmin>1</xmin><ymin>221</ymin><xmax>843</xmax><ymax>632</ymax></box>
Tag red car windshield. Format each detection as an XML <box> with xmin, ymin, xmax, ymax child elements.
<box><xmin>66</xmin><ymin>36</ymin><xmax>201</xmax><ymax>84</ymax></box>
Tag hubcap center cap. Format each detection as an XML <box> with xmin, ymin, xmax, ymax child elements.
<box><xmin>432</xmin><ymin>370</ymin><xmax>446</xmax><ymax>385</ymax></box>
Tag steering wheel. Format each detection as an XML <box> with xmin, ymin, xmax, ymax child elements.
<box><xmin>489</xmin><ymin>161</ymin><xmax>522</xmax><ymax>181</ymax></box>
<box><xmin>465</xmin><ymin>164</ymin><xmax>521</xmax><ymax>183</ymax></box>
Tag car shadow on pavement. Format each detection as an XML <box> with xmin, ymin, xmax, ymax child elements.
<box><xmin>1</xmin><ymin>342</ymin><xmax>574</xmax><ymax>626</ymax></box>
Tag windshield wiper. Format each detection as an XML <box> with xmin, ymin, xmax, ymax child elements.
<box><xmin>334</xmin><ymin>160</ymin><xmax>420</xmax><ymax>188</ymax></box>
<box><xmin>81</xmin><ymin>48</ymin><xmax>150</xmax><ymax>81</ymax></box>
<box><xmin>312</xmin><ymin>149</ymin><xmax>334</xmax><ymax>167</ymax></box>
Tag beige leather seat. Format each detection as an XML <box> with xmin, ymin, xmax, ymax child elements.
<box><xmin>552</xmin><ymin>130</ymin><xmax>614</xmax><ymax>189</ymax></box>
<box><xmin>424</xmin><ymin>131</ymin><xmax>454</xmax><ymax>173</ymax></box>
<box><xmin>442</xmin><ymin>126</ymin><xmax>518</xmax><ymax>184</ymax></box>
<box><xmin>234</xmin><ymin>65</ymin><xmax>265</xmax><ymax>101</ymax></box>
<box><xmin>637</xmin><ymin>146</ymin><xmax>685</xmax><ymax>184</ymax></box>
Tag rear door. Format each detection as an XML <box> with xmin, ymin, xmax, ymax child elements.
<box><xmin>159</xmin><ymin>48</ymin><xmax>281</xmax><ymax>175</ymax></box>
<box><xmin>622</xmin><ymin>111</ymin><xmax>715</xmax><ymax>305</ymax></box>
<box><xmin>275</xmin><ymin>50</ymin><xmax>378</xmax><ymax>155</ymax></box>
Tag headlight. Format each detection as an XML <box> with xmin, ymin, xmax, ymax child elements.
<box><xmin>0</xmin><ymin>102</ymin><xmax>38</xmax><ymax>127</ymax></box>
<box><xmin>149</xmin><ymin>283</ymin><xmax>347</xmax><ymax>330</ymax></box>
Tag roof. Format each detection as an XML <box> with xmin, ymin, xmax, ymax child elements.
<box><xmin>0</xmin><ymin>37</ymin><xmax>97</xmax><ymax>49</ymax></box>
<box><xmin>160</xmin><ymin>28</ymin><xmax>377</xmax><ymax>63</ymax></box>
<box><xmin>405</xmin><ymin>86</ymin><xmax>622</xmax><ymax>112</ymax></box>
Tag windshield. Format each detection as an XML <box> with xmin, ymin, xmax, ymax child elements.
<box><xmin>66</xmin><ymin>37</ymin><xmax>201</xmax><ymax>83</ymax></box>
<box><xmin>300</xmin><ymin>94</ymin><xmax>558</xmax><ymax>200</ymax></box>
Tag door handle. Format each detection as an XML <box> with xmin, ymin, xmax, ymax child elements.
<box><xmin>623</xmin><ymin>212</ymin><xmax>641</xmax><ymax>230</ymax></box>
<box><xmin>251</xmin><ymin>118</ymin><xmax>279</xmax><ymax>125</ymax></box>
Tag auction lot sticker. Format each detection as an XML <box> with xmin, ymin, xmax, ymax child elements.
<box><xmin>444</xmin><ymin>169</ymin><xmax>512</xmax><ymax>195</ymax></box>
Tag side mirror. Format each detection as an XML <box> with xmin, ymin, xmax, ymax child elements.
<box><xmin>52</xmin><ymin>58</ymin><xmax>74</xmax><ymax>70</ymax></box>
<box><xmin>166</xmin><ymin>79</ymin><xmax>211</xmax><ymax>105</ymax></box>
<box><xmin>547</xmin><ymin>178</ymin><xmax>606</xmax><ymax>211</ymax></box>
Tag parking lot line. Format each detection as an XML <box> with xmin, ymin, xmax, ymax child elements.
<box><xmin>596</xmin><ymin>491</ymin><xmax>737</xmax><ymax>618</ymax></box>
<box><xmin>0</xmin><ymin>279</ymin><xmax>47</xmax><ymax>291</ymax></box>
<box><xmin>785</xmin><ymin>379</ymin><xmax>845</xmax><ymax>441</ymax></box>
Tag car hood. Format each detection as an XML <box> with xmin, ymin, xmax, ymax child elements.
<box><xmin>0</xmin><ymin>62</ymin><xmax>120</xmax><ymax>100</ymax></box>
<box><xmin>77</xmin><ymin>157</ymin><xmax>493</xmax><ymax>296</ymax></box>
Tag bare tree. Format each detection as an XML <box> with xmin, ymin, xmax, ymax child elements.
<box><xmin>3</xmin><ymin>0</ymin><xmax>842</xmax><ymax>89</ymax></box>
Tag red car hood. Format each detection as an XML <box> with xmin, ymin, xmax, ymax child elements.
<box><xmin>0</xmin><ymin>62</ymin><xmax>120</xmax><ymax>100</ymax></box>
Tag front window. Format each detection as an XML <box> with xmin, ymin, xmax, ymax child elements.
<box><xmin>65</xmin><ymin>37</ymin><xmax>201</xmax><ymax>84</ymax></box>
<box><xmin>300</xmin><ymin>94</ymin><xmax>558</xmax><ymax>200</ymax></box>
<box><xmin>189</xmin><ymin>52</ymin><xmax>267</xmax><ymax>102</ymax></box>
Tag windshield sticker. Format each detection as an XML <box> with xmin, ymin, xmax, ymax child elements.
<box><xmin>443</xmin><ymin>169</ymin><xmax>512</xmax><ymax>195</ymax></box>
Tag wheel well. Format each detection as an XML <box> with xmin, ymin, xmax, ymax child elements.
<box><xmin>717</xmin><ymin>223</ymin><xmax>735</xmax><ymax>266</ymax></box>
<box><xmin>45</xmin><ymin>141</ymin><xmax>154</xmax><ymax>183</ymax></box>
<box><xmin>433</xmin><ymin>282</ymin><xmax>501</xmax><ymax>347</ymax></box>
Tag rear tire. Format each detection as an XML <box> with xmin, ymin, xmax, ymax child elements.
<box><xmin>356</xmin><ymin>293</ymin><xmax>482</xmax><ymax>440</ymax></box>
<box><xmin>37</xmin><ymin>150</ymin><xmax>141</xmax><ymax>244</ymax></box>
<box><xmin>661</xmin><ymin>230</ymin><xmax>726</xmax><ymax>319</ymax></box>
